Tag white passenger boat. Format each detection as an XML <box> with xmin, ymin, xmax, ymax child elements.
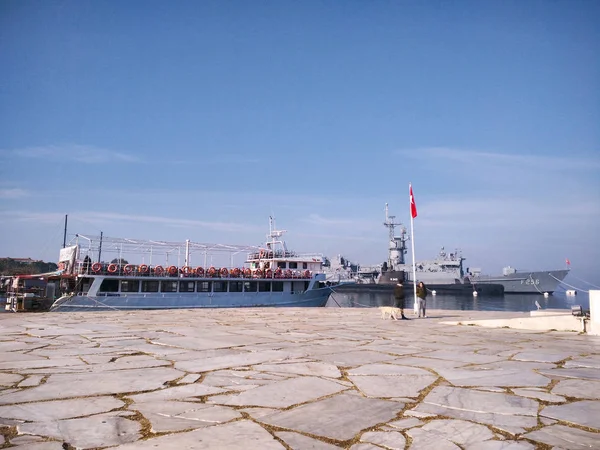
<box><xmin>49</xmin><ymin>219</ymin><xmax>333</xmax><ymax>311</ymax></box>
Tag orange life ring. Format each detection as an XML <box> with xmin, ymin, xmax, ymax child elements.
<box><xmin>91</xmin><ymin>262</ymin><xmax>102</xmax><ymax>273</ymax></box>
<box><xmin>108</xmin><ymin>263</ymin><xmax>118</xmax><ymax>273</ymax></box>
<box><xmin>231</xmin><ymin>268</ymin><xmax>240</xmax><ymax>277</ymax></box>
<box><xmin>195</xmin><ymin>266</ymin><xmax>204</xmax><ymax>276</ymax></box>
<box><xmin>182</xmin><ymin>266</ymin><xmax>192</xmax><ymax>275</ymax></box>
<box><xmin>303</xmin><ymin>270</ymin><xmax>311</xmax><ymax>278</ymax></box>
<box><xmin>265</xmin><ymin>269</ymin><xmax>273</xmax><ymax>278</ymax></box>
<box><xmin>208</xmin><ymin>266</ymin><xmax>216</xmax><ymax>276</ymax></box>
<box><xmin>154</xmin><ymin>265</ymin><xmax>164</xmax><ymax>275</ymax></box>
<box><xmin>138</xmin><ymin>264</ymin><xmax>149</xmax><ymax>274</ymax></box>
<box><xmin>254</xmin><ymin>268</ymin><xmax>263</xmax><ymax>277</ymax></box>
<box><xmin>220</xmin><ymin>267</ymin><xmax>229</xmax><ymax>277</ymax></box>
<box><xmin>275</xmin><ymin>268</ymin><xmax>282</xmax><ymax>278</ymax></box>
<box><xmin>243</xmin><ymin>268</ymin><xmax>251</xmax><ymax>277</ymax></box>
<box><xmin>168</xmin><ymin>265</ymin><xmax>178</xmax><ymax>276</ymax></box>
<box><xmin>284</xmin><ymin>269</ymin><xmax>292</xmax><ymax>278</ymax></box>
<box><xmin>123</xmin><ymin>264</ymin><xmax>133</xmax><ymax>274</ymax></box>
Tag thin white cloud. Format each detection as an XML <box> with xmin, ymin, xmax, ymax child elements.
<box><xmin>396</xmin><ymin>147</ymin><xmax>600</xmax><ymax>171</ymax></box>
<box><xmin>9</xmin><ymin>144</ymin><xmax>140</xmax><ymax>164</ymax></box>
<box><xmin>82</xmin><ymin>211</ymin><xmax>257</xmax><ymax>233</ymax></box>
<box><xmin>303</xmin><ymin>213</ymin><xmax>357</xmax><ymax>226</ymax></box>
<box><xmin>0</xmin><ymin>188</ymin><xmax>28</xmax><ymax>199</ymax></box>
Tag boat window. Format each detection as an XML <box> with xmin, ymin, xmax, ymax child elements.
<box><xmin>258</xmin><ymin>281</ymin><xmax>270</xmax><ymax>292</ymax></box>
<box><xmin>229</xmin><ymin>281</ymin><xmax>243</xmax><ymax>292</ymax></box>
<box><xmin>293</xmin><ymin>281</ymin><xmax>305</xmax><ymax>293</ymax></box>
<box><xmin>277</xmin><ymin>262</ymin><xmax>286</xmax><ymax>269</ymax></box>
<box><xmin>120</xmin><ymin>280</ymin><xmax>140</xmax><ymax>293</ymax></box>
<box><xmin>289</xmin><ymin>262</ymin><xmax>298</xmax><ymax>269</ymax></box>
<box><xmin>243</xmin><ymin>281</ymin><xmax>257</xmax><ymax>292</ymax></box>
<box><xmin>197</xmin><ymin>281</ymin><xmax>212</xmax><ymax>292</ymax></box>
<box><xmin>272</xmin><ymin>281</ymin><xmax>284</xmax><ymax>292</ymax></box>
<box><xmin>161</xmin><ymin>281</ymin><xmax>178</xmax><ymax>292</ymax></box>
<box><xmin>302</xmin><ymin>262</ymin><xmax>308</xmax><ymax>269</ymax></box>
<box><xmin>213</xmin><ymin>281</ymin><xmax>227</xmax><ymax>292</ymax></box>
<box><xmin>179</xmin><ymin>281</ymin><xmax>195</xmax><ymax>292</ymax></box>
<box><xmin>99</xmin><ymin>279</ymin><xmax>119</xmax><ymax>292</ymax></box>
<box><xmin>142</xmin><ymin>281</ymin><xmax>159</xmax><ymax>292</ymax></box>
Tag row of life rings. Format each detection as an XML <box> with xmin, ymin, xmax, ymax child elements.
<box><xmin>84</xmin><ymin>263</ymin><xmax>312</xmax><ymax>279</ymax></box>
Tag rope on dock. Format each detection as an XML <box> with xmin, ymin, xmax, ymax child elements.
<box><xmin>548</xmin><ymin>273</ymin><xmax>589</xmax><ymax>293</ymax></box>
<box><xmin>569</xmin><ymin>274</ymin><xmax>600</xmax><ymax>290</ymax></box>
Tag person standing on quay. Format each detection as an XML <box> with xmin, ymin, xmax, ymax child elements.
<box><xmin>394</xmin><ymin>282</ymin><xmax>409</xmax><ymax>320</ymax></box>
<box><xmin>416</xmin><ymin>281</ymin><xmax>428</xmax><ymax>318</ymax></box>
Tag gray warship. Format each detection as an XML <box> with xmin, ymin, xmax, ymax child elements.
<box><xmin>377</xmin><ymin>205</ymin><xmax>504</xmax><ymax>295</ymax></box>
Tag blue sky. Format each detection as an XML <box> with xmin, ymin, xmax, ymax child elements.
<box><xmin>1</xmin><ymin>0</ymin><xmax>599</xmax><ymax>284</ymax></box>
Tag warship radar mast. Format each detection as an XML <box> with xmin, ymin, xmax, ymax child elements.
<box><xmin>384</xmin><ymin>203</ymin><xmax>408</xmax><ymax>270</ymax></box>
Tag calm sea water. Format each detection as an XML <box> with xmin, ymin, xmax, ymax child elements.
<box><xmin>326</xmin><ymin>287</ymin><xmax>591</xmax><ymax>312</ymax></box>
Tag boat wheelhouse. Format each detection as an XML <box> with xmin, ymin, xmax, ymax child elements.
<box><xmin>49</xmin><ymin>219</ymin><xmax>333</xmax><ymax>311</ymax></box>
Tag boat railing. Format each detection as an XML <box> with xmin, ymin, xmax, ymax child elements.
<box><xmin>74</xmin><ymin>262</ymin><xmax>313</xmax><ymax>279</ymax></box>
<box><xmin>246</xmin><ymin>250</ymin><xmax>322</xmax><ymax>260</ymax></box>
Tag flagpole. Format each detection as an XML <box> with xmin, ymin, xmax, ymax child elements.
<box><xmin>409</xmin><ymin>183</ymin><xmax>418</xmax><ymax>314</ymax></box>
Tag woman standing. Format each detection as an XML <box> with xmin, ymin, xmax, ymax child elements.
<box><xmin>416</xmin><ymin>281</ymin><xmax>428</xmax><ymax>318</ymax></box>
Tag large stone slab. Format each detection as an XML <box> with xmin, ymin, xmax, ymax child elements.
<box><xmin>511</xmin><ymin>388</ymin><xmax>566</xmax><ymax>403</ymax></box>
<box><xmin>0</xmin><ymin>367</ymin><xmax>183</xmax><ymax>404</ymax></box>
<box><xmin>552</xmin><ymin>379</ymin><xmax>600</xmax><ymax>399</ymax></box>
<box><xmin>313</xmin><ymin>350</ymin><xmax>397</xmax><ymax>367</ymax></box>
<box><xmin>419</xmin><ymin>419</ymin><xmax>495</xmax><ymax>446</ymax></box>
<box><xmin>564</xmin><ymin>356</ymin><xmax>600</xmax><ymax>369</ymax></box>
<box><xmin>464</xmin><ymin>441</ymin><xmax>534</xmax><ymax>450</ymax></box>
<box><xmin>523</xmin><ymin>424</ymin><xmax>600</xmax><ymax>449</ymax></box>
<box><xmin>133</xmin><ymin>401</ymin><xmax>240</xmax><ymax>432</ymax></box>
<box><xmin>275</xmin><ymin>431</ymin><xmax>341</xmax><ymax>450</ymax></box>
<box><xmin>412</xmin><ymin>386</ymin><xmax>538</xmax><ymax>434</ymax></box>
<box><xmin>415</xmin><ymin>350</ymin><xmax>504</xmax><ymax>365</ymax></box>
<box><xmin>347</xmin><ymin>364</ymin><xmax>432</xmax><ymax>376</ymax></box>
<box><xmin>541</xmin><ymin>400</ymin><xmax>600</xmax><ymax>429</ymax></box>
<box><xmin>201</xmin><ymin>369</ymin><xmax>285</xmax><ymax>387</ymax></box>
<box><xmin>211</xmin><ymin>376</ymin><xmax>347</xmax><ymax>408</ymax></box>
<box><xmin>538</xmin><ymin>368</ymin><xmax>600</xmax><ymax>380</ymax></box>
<box><xmin>0</xmin><ymin>358</ymin><xmax>86</xmax><ymax>371</ymax></box>
<box><xmin>17</xmin><ymin>412</ymin><xmax>140</xmax><ymax>448</ymax></box>
<box><xmin>253</xmin><ymin>361</ymin><xmax>341</xmax><ymax>378</ymax></box>
<box><xmin>111</xmin><ymin>419</ymin><xmax>285</xmax><ymax>449</ymax></box>
<box><xmin>348</xmin><ymin>374</ymin><xmax>436</xmax><ymax>398</ymax></box>
<box><xmin>259</xmin><ymin>393</ymin><xmax>404</xmax><ymax>441</ymax></box>
<box><xmin>406</xmin><ymin>427</ymin><xmax>462</xmax><ymax>449</ymax></box>
<box><xmin>175</xmin><ymin>350</ymin><xmax>301</xmax><ymax>373</ymax></box>
<box><xmin>0</xmin><ymin>396</ymin><xmax>123</xmax><ymax>421</ymax></box>
<box><xmin>0</xmin><ymin>372</ymin><xmax>23</xmax><ymax>387</ymax></box>
<box><xmin>434</xmin><ymin>367</ymin><xmax>549</xmax><ymax>387</ymax></box>
<box><xmin>360</xmin><ymin>431</ymin><xmax>406</xmax><ymax>449</ymax></box>
<box><xmin>512</xmin><ymin>351</ymin><xmax>575</xmax><ymax>363</ymax></box>
<box><xmin>128</xmin><ymin>383</ymin><xmax>226</xmax><ymax>403</ymax></box>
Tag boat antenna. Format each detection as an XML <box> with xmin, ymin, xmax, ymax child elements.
<box><xmin>98</xmin><ymin>231</ymin><xmax>103</xmax><ymax>262</ymax></box>
<box><xmin>63</xmin><ymin>214</ymin><xmax>68</xmax><ymax>248</ymax></box>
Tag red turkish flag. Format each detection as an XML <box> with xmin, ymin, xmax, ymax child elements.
<box><xmin>410</xmin><ymin>185</ymin><xmax>418</xmax><ymax>219</ymax></box>
<box><xmin>566</xmin><ymin>258</ymin><xmax>570</xmax><ymax>266</ymax></box>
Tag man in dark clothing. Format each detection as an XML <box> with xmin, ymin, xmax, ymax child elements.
<box><xmin>393</xmin><ymin>283</ymin><xmax>409</xmax><ymax>320</ymax></box>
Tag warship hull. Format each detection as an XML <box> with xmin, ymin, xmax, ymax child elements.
<box><xmin>471</xmin><ymin>269</ymin><xmax>569</xmax><ymax>294</ymax></box>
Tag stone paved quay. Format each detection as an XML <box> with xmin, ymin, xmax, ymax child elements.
<box><xmin>1</xmin><ymin>308</ymin><xmax>599</xmax><ymax>450</ymax></box>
